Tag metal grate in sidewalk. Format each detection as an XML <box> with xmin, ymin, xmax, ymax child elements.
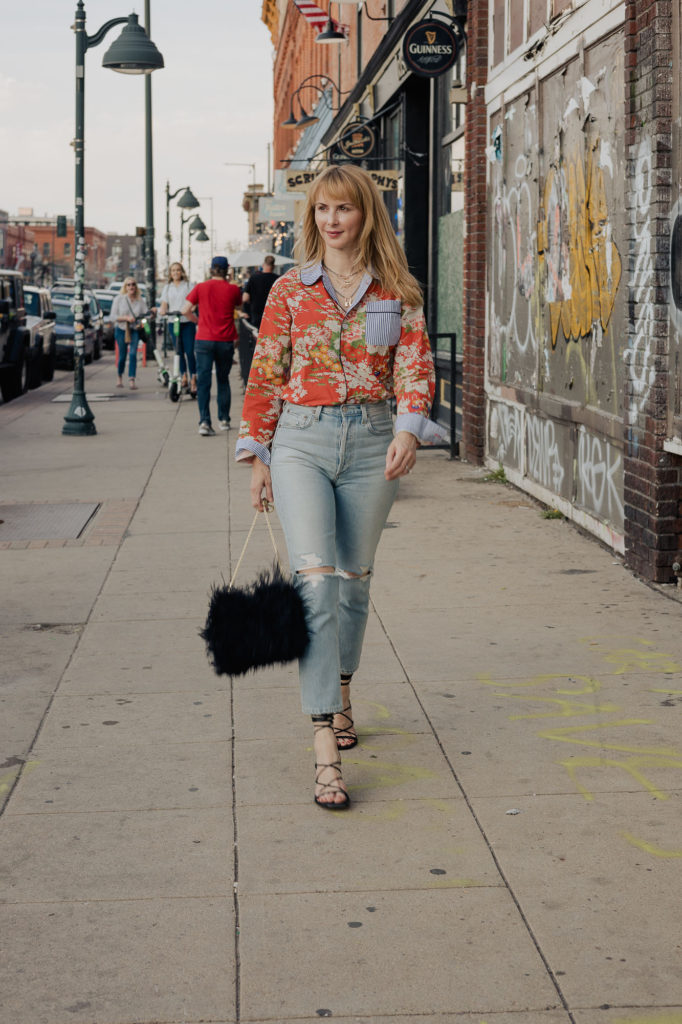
<box><xmin>0</xmin><ymin>502</ymin><xmax>100</xmax><ymax>541</ymax></box>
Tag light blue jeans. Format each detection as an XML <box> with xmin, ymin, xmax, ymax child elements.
<box><xmin>115</xmin><ymin>326</ymin><xmax>140</xmax><ymax>378</ymax></box>
<box><xmin>271</xmin><ymin>402</ymin><xmax>398</xmax><ymax>715</ymax></box>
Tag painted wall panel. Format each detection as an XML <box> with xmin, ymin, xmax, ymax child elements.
<box><xmin>488</xmin><ymin>399</ymin><xmax>524</xmax><ymax>472</ymax></box>
<box><xmin>576</xmin><ymin>426</ymin><xmax>624</xmax><ymax>532</ymax></box>
<box><xmin>486</xmin><ymin>17</ymin><xmax>626</xmax><ymax>544</ymax></box>
<box><xmin>489</xmin><ymin>93</ymin><xmax>541</xmax><ymax>389</ymax></box>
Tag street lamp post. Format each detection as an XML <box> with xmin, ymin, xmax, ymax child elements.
<box><xmin>165</xmin><ymin>184</ymin><xmax>199</xmax><ymax>275</ymax></box>
<box><xmin>196</xmin><ymin>197</ymin><xmax>214</xmax><ymax>262</ymax></box>
<box><xmin>142</xmin><ymin>0</ymin><xmax>156</xmax><ymax>313</ymax></box>
<box><xmin>186</xmin><ymin>215</ymin><xmax>206</xmax><ymax>280</ymax></box>
<box><xmin>64</xmin><ymin>2</ymin><xmax>163</xmax><ymax>437</ymax></box>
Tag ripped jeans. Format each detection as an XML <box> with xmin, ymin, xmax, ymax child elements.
<box><xmin>271</xmin><ymin>402</ymin><xmax>398</xmax><ymax>715</ymax></box>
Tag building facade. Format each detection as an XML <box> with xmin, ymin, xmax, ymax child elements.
<box><xmin>262</xmin><ymin>0</ymin><xmax>682</xmax><ymax>583</ymax></box>
<box><xmin>475</xmin><ymin>0</ymin><xmax>682</xmax><ymax>582</ymax></box>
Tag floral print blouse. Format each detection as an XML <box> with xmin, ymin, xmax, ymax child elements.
<box><xmin>236</xmin><ymin>262</ymin><xmax>446</xmax><ymax>465</ymax></box>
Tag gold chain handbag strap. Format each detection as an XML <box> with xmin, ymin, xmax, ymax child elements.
<box><xmin>229</xmin><ymin>502</ymin><xmax>283</xmax><ymax>589</ymax></box>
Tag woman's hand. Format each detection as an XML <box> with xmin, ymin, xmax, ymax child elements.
<box><xmin>250</xmin><ymin>459</ymin><xmax>274</xmax><ymax>510</ymax></box>
<box><xmin>385</xmin><ymin>430</ymin><xmax>418</xmax><ymax>481</ymax></box>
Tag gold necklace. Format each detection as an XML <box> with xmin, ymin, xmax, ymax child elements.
<box><xmin>323</xmin><ymin>264</ymin><xmax>365</xmax><ymax>308</ymax></box>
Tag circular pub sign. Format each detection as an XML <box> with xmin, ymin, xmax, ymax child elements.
<box><xmin>403</xmin><ymin>19</ymin><xmax>459</xmax><ymax>78</ymax></box>
<box><xmin>336</xmin><ymin>122</ymin><xmax>376</xmax><ymax>160</ymax></box>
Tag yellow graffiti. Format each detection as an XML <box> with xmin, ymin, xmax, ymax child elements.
<box><xmin>560</xmin><ymin>754</ymin><xmax>681</xmax><ymax>801</ymax></box>
<box><xmin>611</xmin><ymin>1016</ymin><xmax>682</xmax><ymax>1024</ymax></box>
<box><xmin>621</xmin><ymin>833</ymin><xmax>682</xmax><ymax>859</ymax></box>
<box><xmin>541</xmin><ymin>139</ymin><xmax>622</xmax><ymax>349</ymax></box>
<box><xmin>0</xmin><ymin>758</ymin><xmax>39</xmax><ymax>795</ymax></box>
<box><xmin>537</xmin><ymin>719</ymin><xmax>676</xmax><ymax>755</ymax></box>
<box><xmin>601</xmin><ymin>648</ymin><xmax>681</xmax><ymax>675</ymax></box>
<box><xmin>478</xmin><ymin>672</ymin><xmax>602</xmax><ymax>695</ymax></box>
<box><xmin>502</xmin><ymin>695</ymin><xmax>620</xmax><ymax>720</ymax></box>
<box><xmin>580</xmin><ymin>636</ymin><xmax>681</xmax><ymax>675</ymax></box>
<box><xmin>347</xmin><ymin>759</ymin><xmax>436</xmax><ymax>792</ymax></box>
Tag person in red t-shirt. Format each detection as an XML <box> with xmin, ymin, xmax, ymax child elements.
<box><xmin>182</xmin><ymin>256</ymin><xmax>241</xmax><ymax>436</ymax></box>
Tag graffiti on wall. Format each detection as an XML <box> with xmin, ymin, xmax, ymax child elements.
<box><xmin>489</xmin><ymin>403</ymin><xmax>624</xmax><ymax>530</ymax></box>
<box><xmin>488</xmin><ymin>401</ymin><xmax>524</xmax><ymax>469</ymax></box>
<box><xmin>526</xmin><ymin>412</ymin><xmax>566</xmax><ymax>492</ymax></box>
<box><xmin>577</xmin><ymin>426</ymin><xmax>624</xmax><ymax>530</ymax></box>
<box><xmin>540</xmin><ymin>139</ymin><xmax>622</xmax><ymax>349</ymax></box>
<box><xmin>624</xmin><ymin>136</ymin><xmax>656</xmax><ymax>427</ymax></box>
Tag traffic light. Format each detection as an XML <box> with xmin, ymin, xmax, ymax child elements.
<box><xmin>56</xmin><ymin>215</ymin><xmax>67</xmax><ymax>237</ymax></box>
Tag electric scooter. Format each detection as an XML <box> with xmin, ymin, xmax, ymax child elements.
<box><xmin>156</xmin><ymin>312</ymin><xmax>195</xmax><ymax>402</ymax></box>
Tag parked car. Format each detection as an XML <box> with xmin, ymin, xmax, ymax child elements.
<box><xmin>52</xmin><ymin>298</ymin><xmax>99</xmax><ymax>368</ymax></box>
<box><xmin>49</xmin><ymin>286</ymin><xmax>104</xmax><ymax>360</ymax></box>
<box><xmin>93</xmin><ymin>289</ymin><xmax>115</xmax><ymax>349</ymax></box>
<box><xmin>23</xmin><ymin>286</ymin><xmax>58</xmax><ymax>385</ymax></box>
<box><xmin>0</xmin><ymin>268</ymin><xmax>34</xmax><ymax>402</ymax></box>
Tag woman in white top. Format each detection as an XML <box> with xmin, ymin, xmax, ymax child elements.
<box><xmin>159</xmin><ymin>262</ymin><xmax>197</xmax><ymax>395</ymax></box>
<box><xmin>110</xmin><ymin>278</ymin><xmax>148</xmax><ymax>389</ymax></box>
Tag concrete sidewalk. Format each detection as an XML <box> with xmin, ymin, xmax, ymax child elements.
<box><xmin>1</xmin><ymin>352</ymin><xmax>681</xmax><ymax>1024</ymax></box>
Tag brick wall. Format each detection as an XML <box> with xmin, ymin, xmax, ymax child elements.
<box><xmin>623</xmin><ymin>0</ymin><xmax>682</xmax><ymax>582</ymax></box>
<box><xmin>462</xmin><ymin>0</ymin><xmax>488</xmax><ymax>464</ymax></box>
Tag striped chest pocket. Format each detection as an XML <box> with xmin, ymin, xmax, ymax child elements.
<box><xmin>365</xmin><ymin>300</ymin><xmax>402</xmax><ymax>353</ymax></box>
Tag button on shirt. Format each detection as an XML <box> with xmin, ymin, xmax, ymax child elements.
<box><xmin>236</xmin><ymin>262</ymin><xmax>446</xmax><ymax>465</ymax></box>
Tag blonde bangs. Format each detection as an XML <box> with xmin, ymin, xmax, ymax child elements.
<box><xmin>308</xmin><ymin>167</ymin><xmax>365</xmax><ymax>210</ymax></box>
<box><xmin>296</xmin><ymin>164</ymin><xmax>423</xmax><ymax>309</ymax></box>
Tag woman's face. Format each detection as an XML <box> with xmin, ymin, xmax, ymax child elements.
<box><xmin>170</xmin><ymin>264</ymin><xmax>183</xmax><ymax>281</ymax></box>
<box><xmin>314</xmin><ymin>192</ymin><xmax>363</xmax><ymax>256</ymax></box>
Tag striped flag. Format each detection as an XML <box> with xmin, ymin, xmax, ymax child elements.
<box><xmin>292</xmin><ymin>0</ymin><xmax>341</xmax><ymax>32</ymax></box>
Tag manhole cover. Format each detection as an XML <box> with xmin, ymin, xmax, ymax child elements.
<box><xmin>0</xmin><ymin>502</ymin><xmax>100</xmax><ymax>541</ymax></box>
<box><xmin>52</xmin><ymin>393</ymin><xmax>121</xmax><ymax>403</ymax></box>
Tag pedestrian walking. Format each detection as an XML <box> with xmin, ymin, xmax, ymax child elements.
<box><xmin>235</xmin><ymin>164</ymin><xmax>445</xmax><ymax>809</ymax></box>
<box><xmin>239</xmin><ymin>254</ymin><xmax>278</xmax><ymax>386</ymax></box>
<box><xmin>182</xmin><ymin>256</ymin><xmax>241</xmax><ymax>435</ymax></box>
<box><xmin>159</xmin><ymin>261</ymin><xmax>197</xmax><ymax>396</ymax></box>
<box><xmin>111</xmin><ymin>278</ymin><xmax>148</xmax><ymax>389</ymax></box>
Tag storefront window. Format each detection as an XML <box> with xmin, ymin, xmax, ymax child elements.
<box><xmin>382</xmin><ymin>108</ymin><xmax>404</xmax><ymax>245</ymax></box>
<box><xmin>450</xmin><ymin>137</ymin><xmax>465</xmax><ymax>213</ymax></box>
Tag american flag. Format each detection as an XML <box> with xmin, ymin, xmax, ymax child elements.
<box><xmin>292</xmin><ymin>0</ymin><xmax>342</xmax><ymax>33</ymax></box>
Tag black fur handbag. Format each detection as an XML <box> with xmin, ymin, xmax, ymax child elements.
<box><xmin>201</xmin><ymin>505</ymin><xmax>309</xmax><ymax>677</ymax></box>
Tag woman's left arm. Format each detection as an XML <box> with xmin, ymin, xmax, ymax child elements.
<box><xmin>385</xmin><ymin>431</ymin><xmax>418</xmax><ymax>480</ymax></box>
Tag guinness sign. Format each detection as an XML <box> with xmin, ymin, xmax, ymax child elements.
<box><xmin>403</xmin><ymin>19</ymin><xmax>459</xmax><ymax>78</ymax></box>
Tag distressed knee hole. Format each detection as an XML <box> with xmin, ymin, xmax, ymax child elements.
<box><xmin>296</xmin><ymin>566</ymin><xmax>335</xmax><ymax>589</ymax></box>
<box><xmin>337</xmin><ymin>568</ymin><xmax>372</xmax><ymax>581</ymax></box>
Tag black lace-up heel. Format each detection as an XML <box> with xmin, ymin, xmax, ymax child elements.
<box><xmin>312</xmin><ymin>714</ymin><xmax>350</xmax><ymax>810</ymax></box>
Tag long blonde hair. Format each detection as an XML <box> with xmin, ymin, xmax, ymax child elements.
<box><xmin>295</xmin><ymin>164</ymin><xmax>423</xmax><ymax>308</ymax></box>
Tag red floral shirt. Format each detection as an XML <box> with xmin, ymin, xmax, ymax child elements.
<box><xmin>236</xmin><ymin>263</ymin><xmax>445</xmax><ymax>465</ymax></box>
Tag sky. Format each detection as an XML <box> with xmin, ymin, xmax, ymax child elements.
<box><xmin>1</xmin><ymin>1</ymin><xmax>274</xmax><ymax>266</ymax></box>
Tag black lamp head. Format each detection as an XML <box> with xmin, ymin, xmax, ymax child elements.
<box><xmin>102</xmin><ymin>13</ymin><xmax>164</xmax><ymax>74</ymax></box>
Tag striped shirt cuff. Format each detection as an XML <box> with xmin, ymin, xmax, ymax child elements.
<box><xmin>395</xmin><ymin>412</ymin><xmax>449</xmax><ymax>444</ymax></box>
<box><xmin>235</xmin><ymin>437</ymin><xmax>271</xmax><ymax>466</ymax></box>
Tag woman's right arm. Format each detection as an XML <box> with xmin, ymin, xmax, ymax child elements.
<box><xmin>235</xmin><ymin>277</ymin><xmax>293</xmax><ymax>464</ymax></box>
<box><xmin>248</xmin><ymin>458</ymin><xmax>274</xmax><ymax>511</ymax></box>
